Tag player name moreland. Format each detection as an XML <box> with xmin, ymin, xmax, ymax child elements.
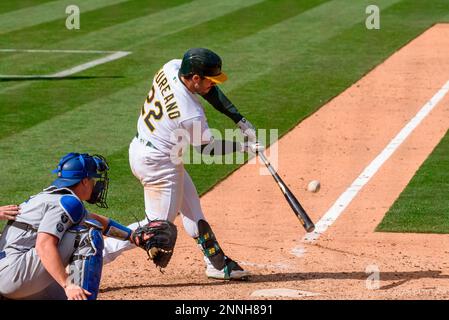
<box><xmin>155</xmin><ymin>68</ymin><xmax>180</xmax><ymax>119</ymax></box>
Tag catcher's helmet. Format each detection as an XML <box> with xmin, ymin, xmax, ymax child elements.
<box><xmin>51</xmin><ymin>152</ymin><xmax>110</xmax><ymax>207</ymax></box>
<box><xmin>179</xmin><ymin>48</ymin><xmax>227</xmax><ymax>84</ymax></box>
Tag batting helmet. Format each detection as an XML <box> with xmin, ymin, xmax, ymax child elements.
<box><xmin>179</xmin><ymin>48</ymin><xmax>227</xmax><ymax>84</ymax></box>
<box><xmin>51</xmin><ymin>152</ymin><xmax>110</xmax><ymax>208</ymax></box>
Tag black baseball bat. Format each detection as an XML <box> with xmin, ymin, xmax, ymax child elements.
<box><xmin>257</xmin><ymin>151</ymin><xmax>315</xmax><ymax>232</ymax></box>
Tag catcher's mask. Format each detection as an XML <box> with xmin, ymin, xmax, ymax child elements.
<box><xmin>51</xmin><ymin>152</ymin><xmax>110</xmax><ymax>208</ymax></box>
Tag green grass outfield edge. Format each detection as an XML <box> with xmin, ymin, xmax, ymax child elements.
<box><xmin>377</xmin><ymin>129</ymin><xmax>449</xmax><ymax>234</ymax></box>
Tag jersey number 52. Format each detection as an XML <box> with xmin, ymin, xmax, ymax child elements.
<box><xmin>141</xmin><ymin>85</ymin><xmax>162</xmax><ymax>132</ymax></box>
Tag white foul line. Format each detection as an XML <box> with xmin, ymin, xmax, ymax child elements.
<box><xmin>0</xmin><ymin>49</ymin><xmax>131</xmax><ymax>79</ymax></box>
<box><xmin>0</xmin><ymin>49</ymin><xmax>121</xmax><ymax>54</ymax></box>
<box><xmin>50</xmin><ymin>51</ymin><xmax>131</xmax><ymax>78</ymax></box>
<box><xmin>294</xmin><ymin>79</ymin><xmax>449</xmax><ymax>251</ymax></box>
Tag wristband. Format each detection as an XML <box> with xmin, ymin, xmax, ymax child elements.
<box><xmin>104</xmin><ymin>219</ymin><xmax>132</xmax><ymax>241</ymax></box>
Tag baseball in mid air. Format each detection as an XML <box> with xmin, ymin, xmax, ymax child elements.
<box><xmin>307</xmin><ymin>180</ymin><xmax>321</xmax><ymax>193</ymax></box>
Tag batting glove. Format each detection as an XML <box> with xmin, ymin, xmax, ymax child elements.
<box><xmin>237</xmin><ymin>118</ymin><xmax>257</xmax><ymax>142</ymax></box>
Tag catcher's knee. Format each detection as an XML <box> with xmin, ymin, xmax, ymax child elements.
<box><xmin>196</xmin><ymin>219</ymin><xmax>226</xmax><ymax>270</ymax></box>
<box><xmin>67</xmin><ymin>219</ymin><xmax>104</xmax><ymax>300</ymax></box>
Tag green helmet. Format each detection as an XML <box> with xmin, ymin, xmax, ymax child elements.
<box><xmin>179</xmin><ymin>48</ymin><xmax>227</xmax><ymax>83</ymax></box>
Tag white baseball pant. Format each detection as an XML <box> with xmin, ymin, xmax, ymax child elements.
<box><xmin>103</xmin><ymin>137</ymin><xmax>205</xmax><ymax>264</ymax></box>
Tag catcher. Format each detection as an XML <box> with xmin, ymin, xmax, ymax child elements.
<box><xmin>0</xmin><ymin>152</ymin><xmax>176</xmax><ymax>300</ymax></box>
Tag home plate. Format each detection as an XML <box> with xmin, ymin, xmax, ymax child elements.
<box><xmin>250</xmin><ymin>288</ymin><xmax>320</xmax><ymax>298</ymax></box>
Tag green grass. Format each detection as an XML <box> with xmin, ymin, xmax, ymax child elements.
<box><xmin>0</xmin><ymin>0</ymin><xmax>133</xmax><ymax>35</ymax></box>
<box><xmin>377</xmin><ymin>130</ymin><xmax>449</xmax><ymax>233</ymax></box>
<box><xmin>0</xmin><ymin>0</ymin><xmax>55</xmax><ymax>14</ymax></box>
<box><xmin>1</xmin><ymin>0</ymin><xmax>449</xmax><ymax>230</ymax></box>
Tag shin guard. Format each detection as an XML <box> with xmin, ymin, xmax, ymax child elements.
<box><xmin>68</xmin><ymin>219</ymin><xmax>104</xmax><ymax>300</ymax></box>
<box><xmin>196</xmin><ymin>219</ymin><xmax>226</xmax><ymax>270</ymax></box>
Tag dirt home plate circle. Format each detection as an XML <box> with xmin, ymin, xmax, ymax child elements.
<box><xmin>307</xmin><ymin>180</ymin><xmax>320</xmax><ymax>193</ymax></box>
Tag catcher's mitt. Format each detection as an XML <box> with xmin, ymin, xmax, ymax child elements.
<box><xmin>131</xmin><ymin>220</ymin><xmax>177</xmax><ymax>269</ymax></box>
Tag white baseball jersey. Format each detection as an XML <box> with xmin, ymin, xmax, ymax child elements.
<box><xmin>137</xmin><ymin>59</ymin><xmax>213</xmax><ymax>155</ymax></box>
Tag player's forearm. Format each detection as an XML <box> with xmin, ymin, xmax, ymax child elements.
<box><xmin>201</xmin><ymin>86</ymin><xmax>243</xmax><ymax>123</ymax></box>
<box><xmin>88</xmin><ymin>213</ymin><xmax>109</xmax><ymax>231</ymax></box>
<box><xmin>36</xmin><ymin>233</ymin><xmax>69</xmax><ymax>288</ymax></box>
<box><xmin>88</xmin><ymin>213</ymin><xmax>133</xmax><ymax>242</ymax></box>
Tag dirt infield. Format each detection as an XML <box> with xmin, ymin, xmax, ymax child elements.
<box><xmin>100</xmin><ymin>24</ymin><xmax>449</xmax><ymax>300</ymax></box>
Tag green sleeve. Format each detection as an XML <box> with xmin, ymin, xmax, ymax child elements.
<box><xmin>201</xmin><ymin>86</ymin><xmax>243</xmax><ymax>124</ymax></box>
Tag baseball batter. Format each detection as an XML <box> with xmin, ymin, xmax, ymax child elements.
<box><xmin>103</xmin><ymin>48</ymin><xmax>263</xmax><ymax>280</ymax></box>
<box><xmin>0</xmin><ymin>153</ymin><xmax>139</xmax><ymax>300</ymax></box>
